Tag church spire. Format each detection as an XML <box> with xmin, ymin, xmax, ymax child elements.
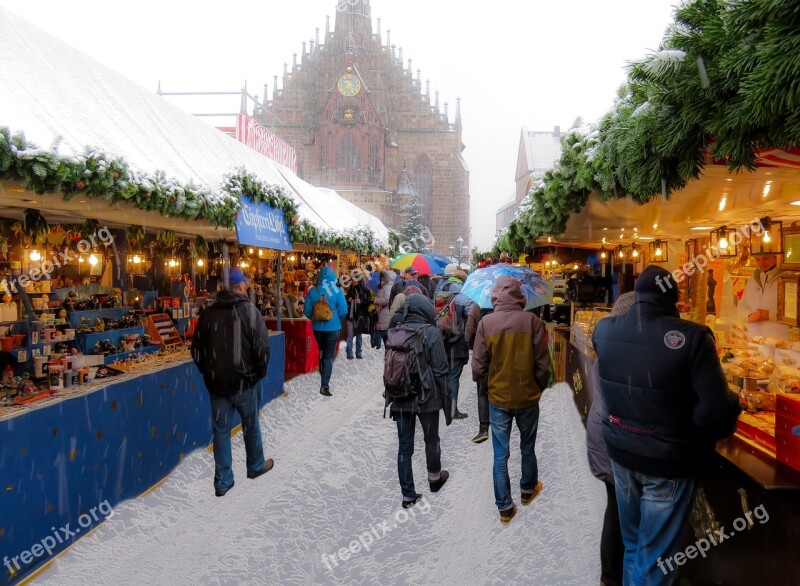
<box><xmin>396</xmin><ymin>159</ymin><xmax>416</xmax><ymax>195</ymax></box>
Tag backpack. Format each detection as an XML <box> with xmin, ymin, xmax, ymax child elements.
<box><xmin>312</xmin><ymin>290</ymin><xmax>334</xmax><ymax>322</ymax></box>
<box><xmin>383</xmin><ymin>325</ymin><xmax>429</xmax><ymax>403</ymax></box>
<box><xmin>434</xmin><ymin>289</ymin><xmax>460</xmax><ymax>340</ymax></box>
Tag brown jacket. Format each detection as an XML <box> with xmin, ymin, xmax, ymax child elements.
<box><xmin>471</xmin><ymin>276</ymin><xmax>551</xmax><ymax>409</ymax></box>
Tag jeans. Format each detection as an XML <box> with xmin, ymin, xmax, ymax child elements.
<box><xmin>601</xmin><ymin>480</ymin><xmax>624</xmax><ymax>586</ymax></box>
<box><xmin>314</xmin><ymin>329</ymin><xmax>340</xmax><ymax>387</ymax></box>
<box><xmin>209</xmin><ymin>386</ymin><xmax>265</xmax><ymax>492</ymax></box>
<box><xmin>477</xmin><ymin>378</ymin><xmax>489</xmax><ymax>433</ymax></box>
<box><xmin>611</xmin><ymin>460</ymin><xmax>696</xmax><ymax>586</ymax></box>
<box><xmin>489</xmin><ymin>403</ymin><xmax>540</xmax><ymax>511</ymax></box>
<box><xmin>395</xmin><ymin>411</ymin><xmax>441</xmax><ymax>500</ymax></box>
<box><xmin>346</xmin><ymin>320</ymin><xmax>363</xmax><ymax>358</ymax></box>
<box><xmin>446</xmin><ymin>359</ymin><xmax>467</xmax><ymax>416</ymax></box>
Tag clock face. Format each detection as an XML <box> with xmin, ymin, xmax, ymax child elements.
<box><xmin>337</xmin><ymin>73</ymin><xmax>361</xmax><ymax>97</ymax></box>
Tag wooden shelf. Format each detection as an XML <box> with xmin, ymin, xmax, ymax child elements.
<box><xmin>145</xmin><ymin>313</ymin><xmax>183</xmax><ymax>350</ymax></box>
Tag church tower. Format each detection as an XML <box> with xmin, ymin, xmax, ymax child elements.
<box><xmin>259</xmin><ymin>1</ymin><xmax>470</xmax><ymax>253</ymax></box>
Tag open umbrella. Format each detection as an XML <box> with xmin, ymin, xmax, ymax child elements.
<box><xmin>461</xmin><ymin>265</ymin><xmax>552</xmax><ymax>310</ymax></box>
<box><xmin>390</xmin><ymin>253</ymin><xmax>445</xmax><ymax>275</ymax></box>
<box><xmin>425</xmin><ymin>252</ymin><xmax>457</xmax><ymax>270</ymax></box>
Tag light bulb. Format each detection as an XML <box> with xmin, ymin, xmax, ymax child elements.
<box><xmin>29</xmin><ymin>250</ymin><xmax>41</xmax><ymax>262</ymax></box>
<box><xmin>573</xmin><ymin>264</ymin><xmax>579</xmax><ymax>270</ymax></box>
<box><xmin>619</xmin><ymin>250</ymin><xmax>625</xmax><ymax>258</ymax></box>
<box><xmin>88</xmin><ymin>254</ymin><xmax>99</xmax><ymax>266</ymax></box>
<box><xmin>169</xmin><ymin>259</ymin><xmax>177</xmax><ymax>268</ymax></box>
<box><xmin>248</xmin><ymin>248</ymin><xmax>254</xmax><ymax>254</ymax></box>
<box><xmin>545</xmin><ymin>261</ymin><xmax>551</xmax><ymax>267</ymax></box>
<box><xmin>289</xmin><ymin>255</ymin><xmax>296</xmax><ymax>262</ymax></box>
<box><xmin>600</xmin><ymin>251</ymin><xmax>607</xmax><ymax>259</ymax></box>
<box><xmin>197</xmin><ymin>259</ymin><xmax>205</xmax><ymax>267</ymax></box>
<box><xmin>656</xmin><ymin>247</ymin><xmax>663</xmax><ymax>257</ymax></box>
<box><xmin>132</xmin><ymin>255</ymin><xmax>142</xmax><ymax>264</ymax></box>
<box><xmin>258</xmin><ymin>249</ymin><xmax>264</xmax><ymax>257</ymax></box>
<box><xmin>632</xmin><ymin>249</ymin><xmax>639</xmax><ymax>258</ymax></box>
<box><xmin>763</xmin><ymin>231</ymin><xmax>772</xmax><ymax>243</ymax></box>
<box><xmin>718</xmin><ymin>237</ymin><xmax>729</xmax><ymax>250</ymax></box>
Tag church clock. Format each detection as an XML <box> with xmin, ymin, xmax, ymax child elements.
<box><xmin>337</xmin><ymin>73</ymin><xmax>361</xmax><ymax>97</ymax></box>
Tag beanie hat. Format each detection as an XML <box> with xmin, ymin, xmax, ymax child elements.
<box><xmin>444</xmin><ymin>263</ymin><xmax>458</xmax><ymax>276</ymax></box>
<box><xmin>635</xmin><ymin>265</ymin><xmax>679</xmax><ymax>304</ymax></box>
<box><xmin>611</xmin><ymin>291</ymin><xmax>636</xmax><ymax>317</ymax></box>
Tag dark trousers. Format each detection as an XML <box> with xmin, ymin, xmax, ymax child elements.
<box><xmin>601</xmin><ymin>480</ymin><xmax>624</xmax><ymax>586</ymax></box>
<box><xmin>395</xmin><ymin>411</ymin><xmax>441</xmax><ymax>500</ymax></box>
<box><xmin>477</xmin><ymin>378</ymin><xmax>489</xmax><ymax>433</ymax></box>
<box><xmin>313</xmin><ymin>329</ymin><xmax>340</xmax><ymax>388</ymax></box>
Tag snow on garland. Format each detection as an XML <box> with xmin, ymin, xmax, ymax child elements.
<box><xmin>0</xmin><ymin>127</ymin><xmax>386</xmax><ymax>254</ymax></box>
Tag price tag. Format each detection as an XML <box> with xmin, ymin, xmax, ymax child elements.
<box><xmin>17</xmin><ymin>350</ymin><xmax>26</xmax><ymax>363</ymax></box>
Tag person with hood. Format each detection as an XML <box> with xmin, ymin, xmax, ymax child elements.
<box><xmin>586</xmin><ymin>291</ymin><xmax>635</xmax><ymax>586</ymax></box>
<box><xmin>387</xmin><ymin>293</ymin><xmax>452</xmax><ymax>508</ymax></box>
<box><xmin>438</xmin><ymin>269</ymin><xmax>474</xmax><ymax>420</ymax></box>
<box><xmin>417</xmin><ymin>274</ymin><xmax>435</xmax><ymax>300</ymax></box>
<box><xmin>374</xmin><ymin>269</ymin><xmax>396</xmax><ymax>345</ymax></box>
<box><xmin>472</xmin><ymin>276</ymin><xmax>551</xmax><ymax>524</ymax></box>
<box><xmin>303</xmin><ymin>265</ymin><xmax>348</xmax><ymax>397</ymax></box>
<box><xmin>191</xmin><ymin>268</ymin><xmax>272</xmax><ymax>497</ymax></box>
<box><xmin>592</xmin><ymin>266</ymin><xmax>741</xmax><ymax>585</ymax></box>
<box><xmin>388</xmin><ymin>279</ymin><xmax>425</xmax><ymax>325</ymax></box>
<box><xmin>389</xmin><ymin>267</ymin><xmax>417</xmax><ymax>308</ymax></box>
<box><xmin>435</xmin><ymin>263</ymin><xmax>459</xmax><ymax>293</ymax></box>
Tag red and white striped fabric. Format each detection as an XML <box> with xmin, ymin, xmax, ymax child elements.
<box><xmin>756</xmin><ymin>148</ymin><xmax>800</xmax><ymax>169</ymax></box>
<box><xmin>234</xmin><ymin>114</ymin><xmax>298</xmax><ymax>173</ymax></box>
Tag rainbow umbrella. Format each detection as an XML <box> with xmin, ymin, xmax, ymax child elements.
<box><xmin>461</xmin><ymin>265</ymin><xmax>552</xmax><ymax>310</ymax></box>
<box><xmin>390</xmin><ymin>253</ymin><xmax>445</xmax><ymax>275</ymax></box>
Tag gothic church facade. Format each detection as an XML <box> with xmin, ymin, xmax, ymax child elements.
<box><xmin>257</xmin><ymin>0</ymin><xmax>470</xmax><ymax>253</ymax></box>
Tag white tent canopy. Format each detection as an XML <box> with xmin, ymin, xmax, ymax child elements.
<box><xmin>0</xmin><ymin>7</ymin><xmax>389</xmax><ymax>246</ymax></box>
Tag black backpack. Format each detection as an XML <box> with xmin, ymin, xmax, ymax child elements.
<box><xmin>383</xmin><ymin>324</ymin><xmax>429</xmax><ymax>404</ymax></box>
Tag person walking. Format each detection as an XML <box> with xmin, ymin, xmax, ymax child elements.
<box><xmin>303</xmin><ymin>266</ymin><xmax>348</xmax><ymax>397</ymax></box>
<box><xmin>190</xmin><ymin>268</ymin><xmax>273</xmax><ymax>497</ymax></box>
<box><xmin>417</xmin><ymin>273</ymin><xmax>435</xmax><ymax>300</ymax></box>
<box><xmin>587</xmin><ymin>292</ymin><xmax>635</xmax><ymax>586</ymax></box>
<box><xmin>345</xmin><ymin>278</ymin><xmax>370</xmax><ymax>359</ymax></box>
<box><xmin>436</xmin><ymin>269</ymin><xmax>473</xmax><ymax>420</ymax></box>
<box><xmin>386</xmin><ymin>293</ymin><xmax>452</xmax><ymax>508</ymax></box>
<box><xmin>374</xmin><ymin>269</ymin><xmax>396</xmax><ymax>346</ymax></box>
<box><xmin>435</xmin><ymin>263</ymin><xmax>458</xmax><ymax>293</ymax></box>
<box><xmin>472</xmin><ymin>276</ymin><xmax>551</xmax><ymax>524</ymax></box>
<box><xmin>389</xmin><ymin>267</ymin><xmax>417</xmax><ymax>308</ymax></box>
<box><xmin>592</xmin><ymin>265</ymin><xmax>741</xmax><ymax>585</ymax></box>
<box><xmin>466</xmin><ymin>302</ymin><xmax>493</xmax><ymax>443</ymax></box>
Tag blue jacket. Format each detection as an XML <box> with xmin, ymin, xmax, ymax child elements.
<box><xmin>303</xmin><ymin>266</ymin><xmax>348</xmax><ymax>332</ymax></box>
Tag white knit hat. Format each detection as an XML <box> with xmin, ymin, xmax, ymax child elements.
<box><xmin>444</xmin><ymin>263</ymin><xmax>458</xmax><ymax>276</ymax></box>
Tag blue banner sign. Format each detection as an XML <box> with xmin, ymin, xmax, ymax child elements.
<box><xmin>235</xmin><ymin>199</ymin><xmax>293</xmax><ymax>251</ymax></box>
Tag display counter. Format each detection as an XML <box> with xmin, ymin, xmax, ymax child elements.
<box><xmin>265</xmin><ymin>317</ymin><xmax>318</xmax><ymax>375</ymax></box>
<box><xmin>0</xmin><ymin>332</ymin><xmax>285</xmax><ymax>583</ymax></box>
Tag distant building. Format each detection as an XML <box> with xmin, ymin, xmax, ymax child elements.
<box><xmin>496</xmin><ymin>126</ymin><xmax>562</xmax><ymax>232</ymax></box>
<box><xmin>258</xmin><ymin>0</ymin><xmax>470</xmax><ymax>253</ymax></box>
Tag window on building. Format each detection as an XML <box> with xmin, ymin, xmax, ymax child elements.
<box><xmin>368</xmin><ymin>141</ymin><xmax>379</xmax><ymax>183</ymax></box>
<box><xmin>337</xmin><ymin>135</ymin><xmax>361</xmax><ymax>183</ymax></box>
<box><xmin>414</xmin><ymin>157</ymin><xmax>432</xmax><ymax>223</ymax></box>
<box><xmin>319</xmin><ymin>139</ymin><xmax>328</xmax><ymax>170</ymax></box>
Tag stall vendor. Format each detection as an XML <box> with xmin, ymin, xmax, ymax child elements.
<box><xmin>737</xmin><ymin>254</ymin><xmax>790</xmax><ymax>338</ymax></box>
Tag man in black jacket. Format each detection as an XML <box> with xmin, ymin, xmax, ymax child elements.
<box><xmin>387</xmin><ymin>293</ymin><xmax>452</xmax><ymax>509</ymax></box>
<box><xmin>191</xmin><ymin>268</ymin><xmax>273</xmax><ymax>497</ymax></box>
<box><xmin>592</xmin><ymin>265</ymin><xmax>741</xmax><ymax>585</ymax></box>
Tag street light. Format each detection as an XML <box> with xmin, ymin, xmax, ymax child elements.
<box><xmin>453</xmin><ymin>236</ymin><xmax>467</xmax><ymax>264</ymax></box>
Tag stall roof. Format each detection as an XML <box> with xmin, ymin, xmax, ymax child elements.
<box><xmin>0</xmin><ymin>7</ymin><xmax>389</xmax><ymax>245</ymax></box>
<box><xmin>545</xmin><ymin>164</ymin><xmax>800</xmax><ymax>248</ymax></box>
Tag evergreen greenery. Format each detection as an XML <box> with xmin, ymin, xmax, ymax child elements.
<box><xmin>396</xmin><ymin>194</ymin><xmax>432</xmax><ymax>252</ymax></box>
<box><xmin>497</xmin><ymin>0</ymin><xmax>800</xmax><ymax>252</ymax></box>
<box><xmin>0</xmin><ymin>127</ymin><xmax>386</xmax><ymax>254</ymax></box>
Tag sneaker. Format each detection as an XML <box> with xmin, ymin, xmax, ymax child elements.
<box><xmin>429</xmin><ymin>470</ymin><xmax>449</xmax><ymax>493</ymax></box>
<box><xmin>471</xmin><ymin>430</ymin><xmax>489</xmax><ymax>444</ymax></box>
<box><xmin>247</xmin><ymin>459</ymin><xmax>274</xmax><ymax>479</ymax></box>
<box><xmin>499</xmin><ymin>504</ymin><xmax>517</xmax><ymax>524</ymax></box>
<box><xmin>454</xmin><ymin>412</ymin><xmax>468</xmax><ymax>420</ymax></box>
<box><xmin>356</xmin><ymin>355</ymin><xmax>363</xmax><ymax>359</ymax></box>
<box><xmin>521</xmin><ymin>481</ymin><xmax>543</xmax><ymax>506</ymax></box>
<box><xmin>215</xmin><ymin>481</ymin><xmax>234</xmax><ymax>497</ymax></box>
<box><xmin>402</xmin><ymin>494</ymin><xmax>423</xmax><ymax>509</ymax></box>
<box><xmin>346</xmin><ymin>355</ymin><xmax>354</xmax><ymax>360</ymax></box>
<box><xmin>320</xmin><ymin>386</ymin><xmax>332</xmax><ymax>397</ymax></box>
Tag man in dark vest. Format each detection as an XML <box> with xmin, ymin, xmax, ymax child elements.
<box><xmin>592</xmin><ymin>265</ymin><xmax>740</xmax><ymax>585</ymax></box>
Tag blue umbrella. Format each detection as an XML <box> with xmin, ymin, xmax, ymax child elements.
<box><xmin>461</xmin><ymin>265</ymin><xmax>552</xmax><ymax>310</ymax></box>
<box><xmin>425</xmin><ymin>252</ymin><xmax>457</xmax><ymax>270</ymax></box>
<box><xmin>365</xmin><ymin>270</ymin><xmax>382</xmax><ymax>293</ymax></box>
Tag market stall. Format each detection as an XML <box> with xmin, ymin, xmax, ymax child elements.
<box><xmin>0</xmin><ymin>7</ymin><xmax>388</xmax><ymax>582</ymax></box>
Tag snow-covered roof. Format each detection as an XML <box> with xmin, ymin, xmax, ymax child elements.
<box><xmin>522</xmin><ymin>127</ymin><xmax>563</xmax><ymax>174</ymax></box>
<box><xmin>0</xmin><ymin>7</ymin><xmax>388</xmax><ymax>245</ymax></box>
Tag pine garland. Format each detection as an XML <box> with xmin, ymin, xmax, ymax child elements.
<box><xmin>0</xmin><ymin>127</ymin><xmax>387</xmax><ymax>254</ymax></box>
<box><xmin>500</xmin><ymin>0</ymin><xmax>800</xmax><ymax>250</ymax></box>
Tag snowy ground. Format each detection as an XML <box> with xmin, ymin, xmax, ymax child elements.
<box><xmin>33</xmin><ymin>344</ymin><xmax>605</xmax><ymax>586</ymax></box>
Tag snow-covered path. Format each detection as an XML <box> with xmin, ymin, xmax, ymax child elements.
<box><xmin>33</xmin><ymin>345</ymin><xmax>605</xmax><ymax>585</ymax></box>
